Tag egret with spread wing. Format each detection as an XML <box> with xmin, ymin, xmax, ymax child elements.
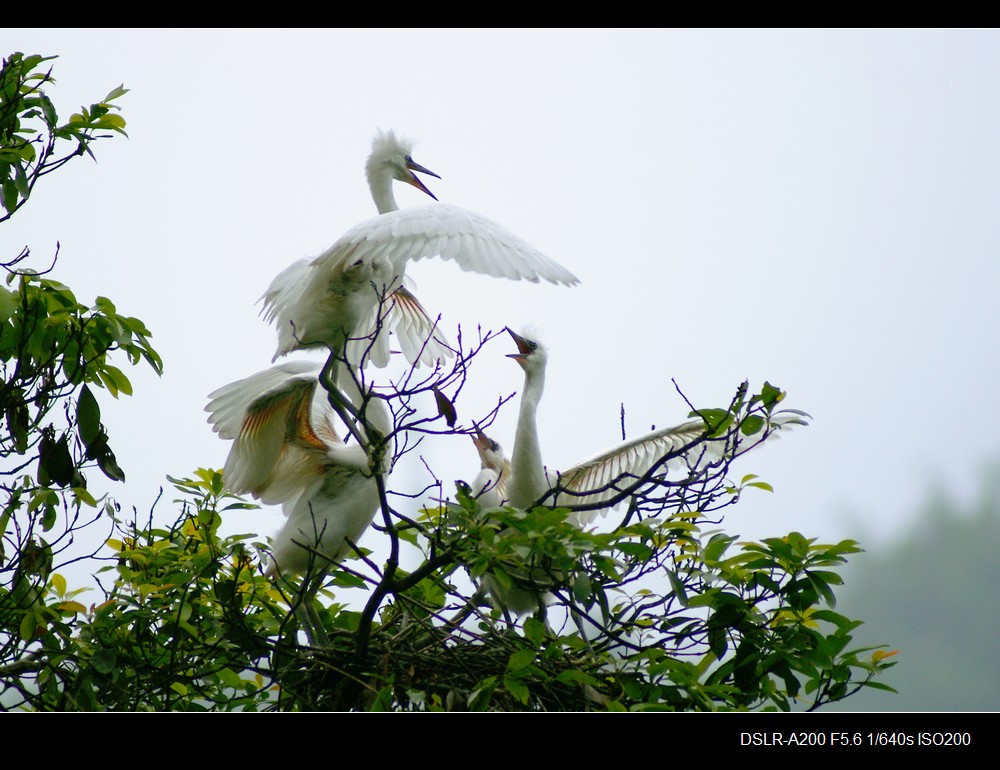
<box><xmin>469</xmin><ymin>328</ymin><xmax>809</xmax><ymax>616</ymax></box>
<box><xmin>206</xmin><ymin>361</ymin><xmax>392</xmax><ymax>642</ymax></box>
<box><xmin>502</xmin><ymin>328</ymin><xmax>808</xmax><ymax>521</ymax></box>
<box><xmin>261</xmin><ymin>130</ymin><xmax>579</xmax><ymax>382</ymax></box>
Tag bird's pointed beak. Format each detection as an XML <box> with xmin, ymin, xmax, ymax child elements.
<box><xmin>471</xmin><ymin>423</ymin><xmax>493</xmax><ymax>461</ymax></box>
<box><xmin>406</xmin><ymin>158</ymin><xmax>440</xmax><ymax>201</ymax></box>
<box><xmin>471</xmin><ymin>423</ymin><xmax>488</xmax><ymax>448</ymax></box>
<box><xmin>505</xmin><ymin>327</ymin><xmax>531</xmax><ymax>368</ymax></box>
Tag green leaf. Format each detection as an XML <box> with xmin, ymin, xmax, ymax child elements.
<box><xmin>503</xmin><ymin>676</ymin><xmax>531</xmax><ymax>705</ymax></box>
<box><xmin>572</xmin><ymin>572</ymin><xmax>592</xmax><ymax>604</ymax></box>
<box><xmin>522</xmin><ymin>616</ymin><xmax>547</xmax><ymax>645</ymax></box>
<box><xmin>51</xmin><ymin>573</ymin><xmax>66</xmax><ymax>595</ymax></box>
<box><xmin>97</xmin><ymin>448</ymin><xmax>126</xmax><ymax>482</ymax></box>
<box><xmin>77</xmin><ymin>384</ymin><xmax>102</xmax><ymax>447</ymax></box>
<box><xmin>666</xmin><ymin>570</ymin><xmax>689</xmax><ymax>605</ymax></box>
<box><xmin>759</xmin><ymin>381</ymin><xmax>784</xmax><ymax>408</ymax></box>
<box><xmin>468</xmin><ymin>677</ymin><xmax>498</xmax><ymax>711</ymax></box>
<box><xmin>692</xmin><ymin>408</ymin><xmax>732</xmax><ymax>434</ymax></box>
<box><xmin>703</xmin><ymin>534</ymin><xmax>735</xmax><ymax>563</ymax></box>
<box><xmin>18</xmin><ymin>614</ymin><xmax>37</xmax><ymax>641</ymax></box>
<box><xmin>740</xmin><ymin>415</ymin><xmax>765</xmax><ymax>436</ymax></box>
<box><xmin>555</xmin><ymin>669</ymin><xmax>602</xmax><ymax>686</ymax></box>
<box><xmin>507</xmin><ymin>649</ymin><xmax>536</xmax><ymax>673</ymax></box>
<box><xmin>861</xmin><ymin>681</ymin><xmax>899</xmax><ymax>693</ymax></box>
<box><xmin>0</xmin><ymin>286</ymin><xmax>17</xmax><ymax>323</ymax></box>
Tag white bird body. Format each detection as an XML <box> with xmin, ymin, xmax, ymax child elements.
<box><xmin>261</xmin><ymin>130</ymin><xmax>579</xmax><ymax>371</ymax></box>
<box><xmin>206</xmin><ymin>361</ymin><xmax>391</xmax><ymax>578</ymax></box>
<box><xmin>502</xmin><ymin>329</ymin><xmax>805</xmax><ymax>523</ymax></box>
<box><xmin>469</xmin><ymin>427</ymin><xmax>546</xmax><ymax>616</ymax></box>
<box><xmin>472</xmin><ymin>328</ymin><xmax>809</xmax><ymax>616</ymax></box>
<box><xmin>469</xmin><ymin>429</ymin><xmax>509</xmax><ymax>509</ymax></box>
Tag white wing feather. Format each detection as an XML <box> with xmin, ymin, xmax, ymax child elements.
<box><xmin>312</xmin><ymin>204</ymin><xmax>579</xmax><ymax>286</ymax></box>
<box><xmin>205</xmin><ymin>361</ymin><xmax>322</xmax><ymax>442</ymax></box>
<box><xmin>551</xmin><ymin>412</ymin><xmax>808</xmax><ymax>526</ymax></box>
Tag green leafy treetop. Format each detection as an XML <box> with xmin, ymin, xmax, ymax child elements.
<box><xmin>0</xmin><ymin>51</ymin><xmax>895</xmax><ymax>712</ymax></box>
<box><xmin>1</xmin><ymin>52</ymin><xmax>127</xmax><ymax>225</ymax></box>
<box><xmin>0</xmin><ymin>52</ymin><xmax>162</xmax><ymax>708</ymax></box>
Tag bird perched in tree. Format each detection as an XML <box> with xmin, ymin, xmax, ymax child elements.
<box><xmin>206</xmin><ymin>361</ymin><xmax>392</xmax><ymax>642</ymax></box>
<box><xmin>501</xmin><ymin>328</ymin><xmax>807</xmax><ymax>520</ymax></box>
<box><xmin>469</xmin><ymin>424</ymin><xmax>509</xmax><ymax>509</ymax></box>
<box><xmin>260</xmin><ymin>130</ymin><xmax>580</xmax><ymax>387</ymax></box>
<box><xmin>466</xmin><ymin>327</ymin><xmax>809</xmax><ymax>616</ymax></box>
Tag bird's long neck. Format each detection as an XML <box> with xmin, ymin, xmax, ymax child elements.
<box><xmin>367</xmin><ymin>170</ymin><xmax>399</xmax><ymax>215</ymax></box>
<box><xmin>508</xmin><ymin>364</ymin><xmax>547</xmax><ymax>509</ymax></box>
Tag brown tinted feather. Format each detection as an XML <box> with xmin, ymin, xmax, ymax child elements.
<box><xmin>287</xmin><ymin>380</ymin><xmax>327</xmax><ymax>450</ymax></box>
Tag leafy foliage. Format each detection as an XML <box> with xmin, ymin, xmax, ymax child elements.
<box><xmin>2</xmin><ymin>338</ymin><xmax>894</xmax><ymax>710</ymax></box>
<box><xmin>0</xmin><ymin>51</ymin><xmax>162</xmax><ymax>705</ymax></box>
<box><xmin>1</xmin><ymin>51</ymin><xmax>127</xmax><ymax>225</ymax></box>
<box><xmin>0</xmin><ymin>49</ymin><xmax>894</xmax><ymax>712</ymax></box>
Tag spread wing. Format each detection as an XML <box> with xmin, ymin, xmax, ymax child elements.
<box><xmin>314</xmin><ymin>203</ymin><xmax>579</xmax><ymax>286</ymax></box>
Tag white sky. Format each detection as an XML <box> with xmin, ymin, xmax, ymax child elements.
<box><xmin>5</xmin><ymin>29</ymin><xmax>999</xmax><ymax>584</ymax></box>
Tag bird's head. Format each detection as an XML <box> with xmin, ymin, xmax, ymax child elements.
<box><xmin>367</xmin><ymin>129</ymin><xmax>440</xmax><ymax>201</ymax></box>
<box><xmin>472</xmin><ymin>423</ymin><xmax>505</xmax><ymax>471</ymax></box>
<box><xmin>505</xmin><ymin>327</ymin><xmax>546</xmax><ymax>373</ymax></box>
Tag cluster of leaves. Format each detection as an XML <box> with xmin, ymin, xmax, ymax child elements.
<box><xmin>1</xmin><ymin>52</ymin><xmax>127</xmax><ymax>224</ymax></box>
<box><xmin>0</xmin><ymin>51</ymin><xmax>162</xmax><ymax>704</ymax></box>
<box><xmin>0</xmin><ymin>49</ymin><xmax>895</xmax><ymax>712</ymax></box>
<box><xmin>2</xmin><ymin>342</ymin><xmax>895</xmax><ymax>711</ymax></box>
<box><xmin>0</xmin><ymin>473</ymin><xmax>290</xmax><ymax>711</ymax></box>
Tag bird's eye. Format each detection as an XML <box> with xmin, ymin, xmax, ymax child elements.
<box><xmin>404</xmin><ymin>155</ymin><xmax>413</xmax><ymax>163</ymax></box>
<box><xmin>528</xmin><ymin>342</ymin><xmax>538</xmax><ymax>351</ymax></box>
<box><xmin>490</xmin><ymin>441</ymin><xmax>500</xmax><ymax>451</ymax></box>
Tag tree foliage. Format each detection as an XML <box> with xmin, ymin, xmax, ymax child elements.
<box><xmin>0</xmin><ymin>50</ymin><xmax>895</xmax><ymax>711</ymax></box>
<box><xmin>0</xmin><ymin>51</ymin><xmax>162</xmax><ymax>703</ymax></box>
<box><xmin>1</xmin><ymin>51</ymin><xmax>127</xmax><ymax>225</ymax></box>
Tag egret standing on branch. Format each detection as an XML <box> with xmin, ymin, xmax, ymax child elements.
<box><xmin>260</xmin><ymin>130</ymin><xmax>580</xmax><ymax>384</ymax></box>
<box><xmin>502</xmin><ymin>328</ymin><xmax>809</xmax><ymax>521</ymax></box>
<box><xmin>206</xmin><ymin>360</ymin><xmax>392</xmax><ymax>642</ymax></box>
<box><xmin>469</xmin><ymin>327</ymin><xmax>810</xmax><ymax>617</ymax></box>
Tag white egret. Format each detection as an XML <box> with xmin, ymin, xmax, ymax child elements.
<box><xmin>467</xmin><ymin>418</ymin><xmax>712</xmax><ymax>617</ymax></box>
<box><xmin>206</xmin><ymin>361</ymin><xmax>392</xmax><ymax>642</ymax></box>
<box><xmin>502</xmin><ymin>328</ymin><xmax>807</xmax><ymax>521</ymax></box>
<box><xmin>467</xmin><ymin>426</ymin><xmax>546</xmax><ymax>617</ymax></box>
<box><xmin>469</xmin><ymin>425</ymin><xmax>509</xmax><ymax>508</ymax></box>
<box><xmin>261</xmin><ymin>130</ymin><xmax>580</xmax><ymax>379</ymax></box>
<box><xmin>472</xmin><ymin>327</ymin><xmax>809</xmax><ymax>617</ymax></box>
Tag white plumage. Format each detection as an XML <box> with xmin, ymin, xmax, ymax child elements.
<box><xmin>261</xmin><ymin>130</ymin><xmax>579</xmax><ymax>373</ymax></box>
<box><xmin>502</xmin><ymin>328</ymin><xmax>807</xmax><ymax>523</ymax></box>
<box><xmin>469</xmin><ymin>426</ymin><xmax>509</xmax><ymax>508</ymax></box>
<box><xmin>471</xmin><ymin>328</ymin><xmax>809</xmax><ymax>615</ymax></box>
<box><xmin>205</xmin><ymin>361</ymin><xmax>391</xmax><ymax>579</ymax></box>
<box><xmin>468</xmin><ymin>426</ymin><xmax>545</xmax><ymax>616</ymax></box>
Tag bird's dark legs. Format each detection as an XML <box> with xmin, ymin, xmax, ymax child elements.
<box><xmin>319</xmin><ymin>351</ymin><xmax>368</xmax><ymax>450</ymax></box>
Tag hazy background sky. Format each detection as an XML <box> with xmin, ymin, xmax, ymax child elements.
<box><xmin>5</xmin><ymin>30</ymin><xmax>999</xmax><ymax>604</ymax></box>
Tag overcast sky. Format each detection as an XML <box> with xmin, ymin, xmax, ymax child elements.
<box><xmin>5</xmin><ymin>29</ymin><xmax>1000</xmax><ymax>584</ymax></box>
